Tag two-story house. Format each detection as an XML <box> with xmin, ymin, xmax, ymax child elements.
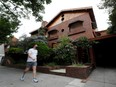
<box><xmin>46</xmin><ymin>6</ymin><xmax>97</xmax><ymax>47</ymax></box>
<box><xmin>30</xmin><ymin>6</ymin><xmax>116</xmax><ymax>67</ymax></box>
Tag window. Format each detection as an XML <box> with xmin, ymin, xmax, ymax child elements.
<box><xmin>61</xmin><ymin>29</ymin><xmax>64</xmax><ymax>32</ymax></box>
<box><xmin>61</xmin><ymin>18</ymin><xmax>64</xmax><ymax>21</ymax></box>
<box><xmin>69</xmin><ymin>21</ymin><xmax>83</xmax><ymax>30</ymax></box>
<box><xmin>61</xmin><ymin>14</ymin><xmax>64</xmax><ymax>17</ymax></box>
<box><xmin>61</xmin><ymin>14</ymin><xmax>64</xmax><ymax>21</ymax></box>
<box><xmin>68</xmin><ymin>20</ymin><xmax>85</xmax><ymax>35</ymax></box>
<box><xmin>48</xmin><ymin>30</ymin><xmax>57</xmax><ymax>35</ymax></box>
<box><xmin>48</xmin><ymin>29</ymin><xmax>58</xmax><ymax>38</ymax></box>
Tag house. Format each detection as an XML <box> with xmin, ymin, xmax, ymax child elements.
<box><xmin>30</xmin><ymin>6</ymin><xmax>116</xmax><ymax>67</ymax></box>
<box><xmin>46</xmin><ymin>6</ymin><xmax>97</xmax><ymax>47</ymax></box>
<box><xmin>30</xmin><ymin>6</ymin><xmax>97</xmax><ymax>47</ymax></box>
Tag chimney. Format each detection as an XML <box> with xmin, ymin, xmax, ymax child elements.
<box><xmin>41</xmin><ymin>21</ymin><xmax>48</xmax><ymax>27</ymax></box>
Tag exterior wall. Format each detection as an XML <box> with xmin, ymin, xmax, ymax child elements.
<box><xmin>93</xmin><ymin>30</ymin><xmax>107</xmax><ymax>37</ymax></box>
<box><xmin>99</xmin><ymin>30</ymin><xmax>107</xmax><ymax>36</ymax></box>
<box><xmin>48</xmin><ymin>12</ymin><xmax>85</xmax><ymax>28</ymax></box>
<box><xmin>68</xmin><ymin>13</ymin><xmax>95</xmax><ymax>40</ymax></box>
<box><xmin>47</xmin><ymin>13</ymin><xmax>95</xmax><ymax>47</ymax></box>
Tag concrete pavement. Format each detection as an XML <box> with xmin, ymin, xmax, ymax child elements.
<box><xmin>1</xmin><ymin>66</ymin><xmax>116</xmax><ymax>87</ymax></box>
<box><xmin>0</xmin><ymin>66</ymin><xmax>85</xmax><ymax>87</ymax></box>
<box><xmin>84</xmin><ymin>67</ymin><xmax>116</xmax><ymax>87</ymax></box>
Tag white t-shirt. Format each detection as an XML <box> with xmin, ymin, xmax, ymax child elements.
<box><xmin>27</xmin><ymin>48</ymin><xmax>38</xmax><ymax>62</ymax></box>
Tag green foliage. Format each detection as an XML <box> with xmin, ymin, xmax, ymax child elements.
<box><xmin>34</xmin><ymin>36</ymin><xmax>48</xmax><ymax>44</ymax></box>
<box><xmin>107</xmin><ymin>25</ymin><xmax>116</xmax><ymax>34</ymax></box>
<box><xmin>0</xmin><ymin>17</ymin><xmax>19</xmax><ymax>43</ymax></box>
<box><xmin>8</xmin><ymin>47</ymin><xmax>23</xmax><ymax>54</ymax></box>
<box><xmin>18</xmin><ymin>35</ymin><xmax>34</xmax><ymax>52</ymax></box>
<box><xmin>38</xmin><ymin>27</ymin><xmax>47</xmax><ymax>36</ymax></box>
<box><xmin>73</xmin><ymin>36</ymin><xmax>98</xmax><ymax>48</ymax></box>
<box><xmin>99</xmin><ymin>0</ymin><xmax>116</xmax><ymax>34</ymax></box>
<box><xmin>100</xmin><ymin>0</ymin><xmax>115</xmax><ymax>9</ymax></box>
<box><xmin>44</xmin><ymin>62</ymin><xmax>58</xmax><ymax>67</ymax></box>
<box><xmin>0</xmin><ymin>0</ymin><xmax>51</xmax><ymax>43</ymax></box>
<box><xmin>29</xmin><ymin>42</ymin><xmax>53</xmax><ymax>59</ymax></box>
<box><xmin>53</xmin><ymin>36</ymin><xmax>76</xmax><ymax>65</ymax></box>
<box><xmin>71</xmin><ymin>63</ymin><xmax>86</xmax><ymax>67</ymax></box>
<box><xmin>73</xmin><ymin>36</ymin><xmax>98</xmax><ymax>64</ymax></box>
<box><xmin>107</xmin><ymin>8</ymin><xmax>116</xmax><ymax>34</ymax></box>
<box><xmin>58</xmin><ymin>36</ymin><xmax>71</xmax><ymax>45</ymax></box>
<box><xmin>0</xmin><ymin>0</ymin><xmax>51</xmax><ymax>21</ymax></box>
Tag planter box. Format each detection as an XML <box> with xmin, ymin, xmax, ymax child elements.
<box><xmin>66</xmin><ymin>65</ymin><xmax>92</xmax><ymax>79</ymax></box>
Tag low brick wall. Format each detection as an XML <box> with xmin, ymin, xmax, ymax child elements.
<box><xmin>37</xmin><ymin>66</ymin><xmax>51</xmax><ymax>73</ymax></box>
<box><xmin>66</xmin><ymin>66</ymin><xmax>92</xmax><ymax>79</ymax></box>
<box><xmin>4</xmin><ymin>64</ymin><xmax>93</xmax><ymax>79</ymax></box>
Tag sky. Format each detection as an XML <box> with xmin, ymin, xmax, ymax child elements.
<box><xmin>13</xmin><ymin>0</ymin><xmax>109</xmax><ymax>38</ymax></box>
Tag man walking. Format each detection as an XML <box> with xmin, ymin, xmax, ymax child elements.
<box><xmin>20</xmin><ymin>44</ymin><xmax>38</xmax><ymax>83</ymax></box>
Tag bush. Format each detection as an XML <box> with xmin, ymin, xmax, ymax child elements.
<box><xmin>72</xmin><ymin>36</ymin><xmax>98</xmax><ymax>64</ymax></box>
<box><xmin>8</xmin><ymin>47</ymin><xmax>23</xmax><ymax>54</ymax></box>
<box><xmin>44</xmin><ymin>62</ymin><xmax>58</xmax><ymax>67</ymax></box>
<box><xmin>53</xmin><ymin>36</ymin><xmax>76</xmax><ymax>65</ymax></box>
<box><xmin>28</xmin><ymin>42</ymin><xmax>53</xmax><ymax>65</ymax></box>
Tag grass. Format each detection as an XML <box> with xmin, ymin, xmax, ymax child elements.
<box><xmin>71</xmin><ymin>63</ymin><xmax>87</xmax><ymax>67</ymax></box>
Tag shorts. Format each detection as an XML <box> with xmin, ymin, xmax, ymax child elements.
<box><xmin>26</xmin><ymin>62</ymin><xmax>37</xmax><ymax>68</ymax></box>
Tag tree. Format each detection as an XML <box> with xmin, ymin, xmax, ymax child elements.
<box><xmin>0</xmin><ymin>17</ymin><xmax>19</xmax><ymax>43</ymax></box>
<box><xmin>99</xmin><ymin>0</ymin><xmax>116</xmax><ymax>34</ymax></box>
<box><xmin>17</xmin><ymin>34</ymin><xmax>48</xmax><ymax>53</ymax></box>
<box><xmin>38</xmin><ymin>27</ymin><xmax>47</xmax><ymax>36</ymax></box>
<box><xmin>0</xmin><ymin>0</ymin><xmax>51</xmax><ymax>43</ymax></box>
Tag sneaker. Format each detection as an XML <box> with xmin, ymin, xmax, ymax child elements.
<box><xmin>32</xmin><ymin>78</ymin><xmax>38</xmax><ymax>83</ymax></box>
<box><xmin>20</xmin><ymin>76</ymin><xmax>25</xmax><ymax>81</ymax></box>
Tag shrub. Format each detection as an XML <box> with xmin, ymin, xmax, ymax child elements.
<box><xmin>53</xmin><ymin>36</ymin><xmax>76</xmax><ymax>65</ymax></box>
<box><xmin>73</xmin><ymin>36</ymin><xmax>98</xmax><ymax>48</ymax></box>
<box><xmin>72</xmin><ymin>36</ymin><xmax>98</xmax><ymax>64</ymax></box>
<box><xmin>44</xmin><ymin>62</ymin><xmax>58</xmax><ymax>67</ymax></box>
<box><xmin>8</xmin><ymin>47</ymin><xmax>23</xmax><ymax>54</ymax></box>
<box><xmin>28</xmin><ymin>42</ymin><xmax>53</xmax><ymax>64</ymax></box>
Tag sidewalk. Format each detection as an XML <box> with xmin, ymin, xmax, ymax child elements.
<box><xmin>84</xmin><ymin>67</ymin><xmax>116</xmax><ymax>87</ymax></box>
<box><xmin>1</xmin><ymin>66</ymin><xmax>116</xmax><ymax>87</ymax></box>
<box><xmin>0</xmin><ymin>66</ymin><xmax>85</xmax><ymax>87</ymax></box>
